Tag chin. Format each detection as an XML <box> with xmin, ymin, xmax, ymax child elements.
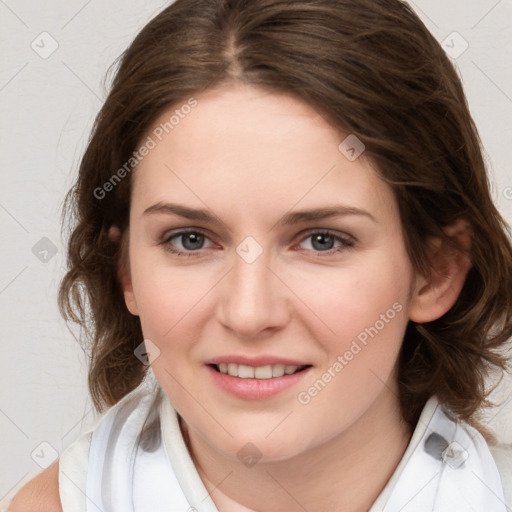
<box><xmin>209</xmin><ymin>428</ymin><xmax>316</xmax><ymax>466</ymax></box>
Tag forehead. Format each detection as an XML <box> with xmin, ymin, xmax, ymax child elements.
<box><xmin>131</xmin><ymin>83</ymin><xmax>398</xmax><ymax>227</ymax></box>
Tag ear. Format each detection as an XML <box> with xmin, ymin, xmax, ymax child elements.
<box><xmin>109</xmin><ymin>225</ymin><xmax>139</xmax><ymax>316</ymax></box>
<box><xmin>409</xmin><ymin>219</ymin><xmax>472</xmax><ymax>323</ymax></box>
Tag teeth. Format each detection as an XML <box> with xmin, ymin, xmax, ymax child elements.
<box><xmin>254</xmin><ymin>365</ymin><xmax>272</xmax><ymax>379</ymax></box>
<box><xmin>272</xmin><ymin>364</ymin><xmax>285</xmax><ymax>377</ymax></box>
<box><xmin>284</xmin><ymin>365</ymin><xmax>298</xmax><ymax>375</ymax></box>
<box><xmin>216</xmin><ymin>363</ymin><xmax>303</xmax><ymax>379</ymax></box>
<box><xmin>238</xmin><ymin>364</ymin><xmax>255</xmax><ymax>378</ymax></box>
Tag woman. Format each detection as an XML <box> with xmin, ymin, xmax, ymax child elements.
<box><xmin>8</xmin><ymin>0</ymin><xmax>512</xmax><ymax>510</ymax></box>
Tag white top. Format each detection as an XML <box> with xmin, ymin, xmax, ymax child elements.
<box><xmin>5</xmin><ymin>376</ymin><xmax>510</xmax><ymax>511</ymax></box>
<box><xmin>53</xmin><ymin>376</ymin><xmax>512</xmax><ymax>512</ymax></box>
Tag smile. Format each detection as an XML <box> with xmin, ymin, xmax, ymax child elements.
<box><xmin>206</xmin><ymin>362</ymin><xmax>312</xmax><ymax>400</ymax></box>
<box><xmin>214</xmin><ymin>363</ymin><xmax>308</xmax><ymax>379</ymax></box>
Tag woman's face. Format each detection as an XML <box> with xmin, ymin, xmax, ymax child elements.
<box><xmin>122</xmin><ymin>82</ymin><xmax>418</xmax><ymax>462</ymax></box>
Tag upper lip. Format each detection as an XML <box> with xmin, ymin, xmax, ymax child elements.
<box><xmin>205</xmin><ymin>355</ymin><xmax>311</xmax><ymax>367</ymax></box>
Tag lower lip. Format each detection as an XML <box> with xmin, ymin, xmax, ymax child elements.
<box><xmin>206</xmin><ymin>365</ymin><xmax>311</xmax><ymax>400</ymax></box>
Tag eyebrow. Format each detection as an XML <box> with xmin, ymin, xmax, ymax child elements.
<box><xmin>142</xmin><ymin>202</ymin><xmax>377</xmax><ymax>227</ymax></box>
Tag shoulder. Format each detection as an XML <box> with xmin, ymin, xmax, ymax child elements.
<box><xmin>489</xmin><ymin>442</ymin><xmax>512</xmax><ymax>471</ymax></box>
<box><xmin>8</xmin><ymin>426</ymin><xmax>94</xmax><ymax>512</ymax></box>
<box><xmin>8</xmin><ymin>382</ymin><xmax>161</xmax><ymax>512</ymax></box>
<box><xmin>8</xmin><ymin>460</ymin><xmax>61</xmax><ymax>512</ymax></box>
<box><xmin>9</xmin><ymin>427</ymin><xmax>95</xmax><ymax>512</ymax></box>
<box><xmin>490</xmin><ymin>442</ymin><xmax>512</xmax><ymax>472</ymax></box>
<box><xmin>489</xmin><ymin>443</ymin><xmax>512</xmax><ymax>507</ymax></box>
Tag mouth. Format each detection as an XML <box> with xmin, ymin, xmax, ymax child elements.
<box><xmin>204</xmin><ymin>356</ymin><xmax>313</xmax><ymax>399</ymax></box>
<box><xmin>209</xmin><ymin>363</ymin><xmax>311</xmax><ymax>379</ymax></box>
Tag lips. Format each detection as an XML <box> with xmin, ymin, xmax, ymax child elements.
<box><xmin>204</xmin><ymin>355</ymin><xmax>312</xmax><ymax>399</ymax></box>
<box><xmin>204</xmin><ymin>355</ymin><xmax>310</xmax><ymax>367</ymax></box>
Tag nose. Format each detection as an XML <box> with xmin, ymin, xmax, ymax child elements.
<box><xmin>216</xmin><ymin>245</ymin><xmax>290</xmax><ymax>339</ymax></box>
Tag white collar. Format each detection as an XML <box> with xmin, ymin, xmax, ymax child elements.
<box><xmin>85</xmin><ymin>381</ymin><xmax>506</xmax><ymax>511</ymax></box>
<box><xmin>369</xmin><ymin>395</ymin><xmax>506</xmax><ymax>511</ymax></box>
<box><xmin>160</xmin><ymin>392</ymin><xmax>506</xmax><ymax>511</ymax></box>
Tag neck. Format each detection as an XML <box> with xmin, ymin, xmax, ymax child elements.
<box><xmin>181</xmin><ymin>388</ymin><xmax>413</xmax><ymax>512</ymax></box>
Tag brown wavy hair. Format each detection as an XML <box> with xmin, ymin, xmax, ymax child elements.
<box><xmin>59</xmin><ymin>0</ymin><xmax>512</xmax><ymax>436</ymax></box>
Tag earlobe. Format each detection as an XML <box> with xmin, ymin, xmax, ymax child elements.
<box><xmin>409</xmin><ymin>219</ymin><xmax>472</xmax><ymax>324</ymax></box>
<box><xmin>120</xmin><ymin>263</ymin><xmax>139</xmax><ymax>316</ymax></box>
<box><xmin>110</xmin><ymin>225</ymin><xmax>139</xmax><ymax>316</ymax></box>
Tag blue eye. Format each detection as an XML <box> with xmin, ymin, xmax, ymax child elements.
<box><xmin>162</xmin><ymin>230</ymin><xmax>213</xmax><ymax>257</ymax></box>
<box><xmin>161</xmin><ymin>228</ymin><xmax>354</xmax><ymax>257</ymax></box>
<box><xmin>299</xmin><ymin>230</ymin><xmax>354</xmax><ymax>253</ymax></box>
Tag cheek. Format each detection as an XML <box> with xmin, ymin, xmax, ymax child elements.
<box><xmin>134</xmin><ymin>269</ymin><xmax>211</xmax><ymax>339</ymax></box>
<box><xmin>130</xmin><ymin>255</ymin><xmax>219</xmax><ymax>345</ymax></box>
<box><xmin>293</xmin><ymin>256</ymin><xmax>412</xmax><ymax>412</ymax></box>
<box><xmin>290</xmin><ymin>261</ymin><xmax>411</xmax><ymax>438</ymax></box>
<box><xmin>298</xmin><ymin>257</ymin><xmax>411</xmax><ymax>345</ymax></box>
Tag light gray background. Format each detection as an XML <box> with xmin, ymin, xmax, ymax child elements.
<box><xmin>1</xmin><ymin>0</ymin><xmax>511</xmax><ymax>504</ymax></box>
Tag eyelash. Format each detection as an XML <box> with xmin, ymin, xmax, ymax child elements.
<box><xmin>160</xmin><ymin>228</ymin><xmax>355</xmax><ymax>258</ymax></box>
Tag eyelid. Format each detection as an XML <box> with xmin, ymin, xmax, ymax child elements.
<box><xmin>297</xmin><ymin>227</ymin><xmax>355</xmax><ymax>243</ymax></box>
<box><xmin>161</xmin><ymin>227</ymin><xmax>218</xmax><ymax>250</ymax></box>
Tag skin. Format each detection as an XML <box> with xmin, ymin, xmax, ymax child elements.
<box><xmin>8</xmin><ymin>460</ymin><xmax>61</xmax><ymax>511</ymax></box>
<box><xmin>10</xmin><ymin>82</ymin><xmax>470</xmax><ymax>511</ymax></box>
<box><xmin>119</xmin><ymin>82</ymin><xmax>471</xmax><ymax>512</ymax></box>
